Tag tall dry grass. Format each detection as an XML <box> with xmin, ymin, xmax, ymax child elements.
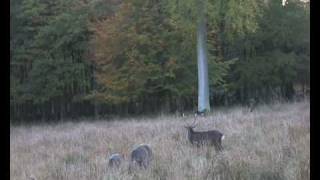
<box><xmin>10</xmin><ymin>100</ymin><xmax>310</xmax><ymax>180</ymax></box>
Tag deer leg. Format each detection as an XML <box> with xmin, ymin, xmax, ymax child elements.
<box><xmin>217</xmin><ymin>143</ymin><xmax>223</xmax><ymax>151</ymax></box>
<box><xmin>136</xmin><ymin>161</ymin><xmax>143</xmax><ymax>168</ymax></box>
<box><xmin>217</xmin><ymin>138</ymin><xmax>222</xmax><ymax>150</ymax></box>
<box><xmin>143</xmin><ymin>160</ymin><xmax>149</xmax><ymax>169</ymax></box>
<box><xmin>142</xmin><ymin>162</ymin><xmax>146</xmax><ymax>169</ymax></box>
<box><xmin>213</xmin><ymin>143</ymin><xmax>218</xmax><ymax>152</ymax></box>
<box><xmin>213</xmin><ymin>142</ymin><xmax>222</xmax><ymax>152</ymax></box>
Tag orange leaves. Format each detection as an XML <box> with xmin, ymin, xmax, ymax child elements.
<box><xmin>89</xmin><ymin>0</ymin><xmax>188</xmax><ymax>104</ymax></box>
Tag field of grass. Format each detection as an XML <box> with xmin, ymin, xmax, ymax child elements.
<box><xmin>10</xmin><ymin>100</ymin><xmax>310</xmax><ymax>180</ymax></box>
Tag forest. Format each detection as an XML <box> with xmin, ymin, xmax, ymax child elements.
<box><xmin>10</xmin><ymin>0</ymin><xmax>310</xmax><ymax>122</ymax></box>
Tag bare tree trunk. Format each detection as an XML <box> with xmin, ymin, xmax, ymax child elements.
<box><xmin>197</xmin><ymin>0</ymin><xmax>210</xmax><ymax>113</ymax></box>
<box><xmin>60</xmin><ymin>98</ymin><xmax>64</xmax><ymax>121</ymax></box>
<box><xmin>94</xmin><ymin>102</ymin><xmax>99</xmax><ymax>119</ymax></box>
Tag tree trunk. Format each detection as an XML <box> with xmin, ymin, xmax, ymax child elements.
<box><xmin>197</xmin><ymin>0</ymin><xmax>210</xmax><ymax>113</ymax></box>
<box><xmin>60</xmin><ymin>98</ymin><xmax>64</xmax><ymax>121</ymax></box>
<box><xmin>94</xmin><ymin>102</ymin><xmax>99</xmax><ymax>119</ymax></box>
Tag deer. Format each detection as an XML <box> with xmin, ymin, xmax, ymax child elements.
<box><xmin>248</xmin><ymin>98</ymin><xmax>258</xmax><ymax>112</ymax></box>
<box><xmin>108</xmin><ymin>153</ymin><xmax>123</xmax><ymax>168</ymax></box>
<box><xmin>184</xmin><ymin>116</ymin><xmax>225</xmax><ymax>152</ymax></box>
<box><xmin>129</xmin><ymin>144</ymin><xmax>153</xmax><ymax>171</ymax></box>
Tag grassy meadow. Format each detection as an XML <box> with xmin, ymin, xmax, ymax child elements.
<box><xmin>10</xmin><ymin>100</ymin><xmax>310</xmax><ymax>180</ymax></box>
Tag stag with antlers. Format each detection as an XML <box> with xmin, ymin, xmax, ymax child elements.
<box><xmin>184</xmin><ymin>116</ymin><xmax>225</xmax><ymax>152</ymax></box>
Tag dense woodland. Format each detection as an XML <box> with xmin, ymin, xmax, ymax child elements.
<box><xmin>10</xmin><ymin>0</ymin><xmax>309</xmax><ymax>122</ymax></box>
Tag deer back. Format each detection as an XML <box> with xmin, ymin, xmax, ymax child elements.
<box><xmin>108</xmin><ymin>153</ymin><xmax>123</xmax><ymax>168</ymax></box>
<box><xmin>130</xmin><ymin>144</ymin><xmax>153</xmax><ymax>168</ymax></box>
<box><xmin>186</xmin><ymin>127</ymin><xmax>224</xmax><ymax>151</ymax></box>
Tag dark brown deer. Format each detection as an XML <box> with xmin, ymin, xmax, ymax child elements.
<box><xmin>129</xmin><ymin>144</ymin><xmax>153</xmax><ymax>171</ymax></box>
<box><xmin>185</xmin><ymin>118</ymin><xmax>224</xmax><ymax>152</ymax></box>
<box><xmin>248</xmin><ymin>98</ymin><xmax>258</xmax><ymax>112</ymax></box>
<box><xmin>108</xmin><ymin>153</ymin><xmax>123</xmax><ymax>168</ymax></box>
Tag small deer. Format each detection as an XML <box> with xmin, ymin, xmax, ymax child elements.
<box><xmin>129</xmin><ymin>144</ymin><xmax>153</xmax><ymax>170</ymax></box>
<box><xmin>185</xmin><ymin>118</ymin><xmax>224</xmax><ymax>152</ymax></box>
<box><xmin>108</xmin><ymin>153</ymin><xmax>123</xmax><ymax>168</ymax></box>
<box><xmin>248</xmin><ymin>98</ymin><xmax>258</xmax><ymax>112</ymax></box>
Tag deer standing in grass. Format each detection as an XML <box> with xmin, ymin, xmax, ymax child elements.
<box><xmin>129</xmin><ymin>144</ymin><xmax>153</xmax><ymax>171</ymax></box>
<box><xmin>248</xmin><ymin>98</ymin><xmax>258</xmax><ymax>112</ymax></box>
<box><xmin>185</xmin><ymin>116</ymin><xmax>224</xmax><ymax>152</ymax></box>
<box><xmin>108</xmin><ymin>153</ymin><xmax>123</xmax><ymax>168</ymax></box>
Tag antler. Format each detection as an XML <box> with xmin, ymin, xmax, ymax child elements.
<box><xmin>190</xmin><ymin>114</ymin><xmax>197</xmax><ymax>128</ymax></box>
<box><xmin>184</xmin><ymin>113</ymin><xmax>198</xmax><ymax>128</ymax></box>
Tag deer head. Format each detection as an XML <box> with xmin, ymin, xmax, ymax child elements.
<box><xmin>184</xmin><ymin>116</ymin><xmax>198</xmax><ymax>143</ymax></box>
<box><xmin>184</xmin><ymin>115</ymin><xmax>198</xmax><ymax>129</ymax></box>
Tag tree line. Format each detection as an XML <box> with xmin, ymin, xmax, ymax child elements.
<box><xmin>10</xmin><ymin>0</ymin><xmax>309</xmax><ymax>122</ymax></box>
